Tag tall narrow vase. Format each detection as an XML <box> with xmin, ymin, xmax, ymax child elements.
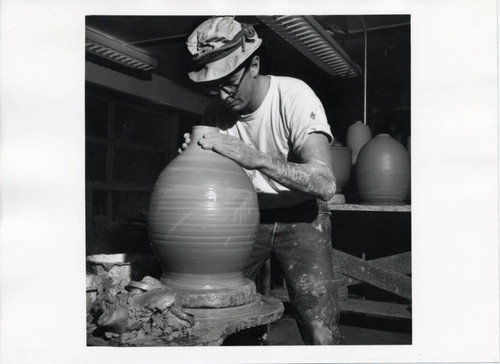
<box><xmin>147</xmin><ymin>126</ymin><xmax>260</xmax><ymax>308</ymax></box>
<box><xmin>346</xmin><ymin>120</ymin><xmax>372</xmax><ymax>165</ymax></box>
<box><xmin>355</xmin><ymin>133</ymin><xmax>410</xmax><ymax>205</ymax></box>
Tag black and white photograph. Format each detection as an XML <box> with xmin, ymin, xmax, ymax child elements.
<box><xmin>0</xmin><ymin>1</ymin><xmax>498</xmax><ymax>363</ymax></box>
<box><xmin>84</xmin><ymin>15</ymin><xmax>412</xmax><ymax>347</ymax></box>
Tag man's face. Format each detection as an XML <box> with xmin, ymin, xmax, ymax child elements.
<box><xmin>205</xmin><ymin>64</ymin><xmax>252</xmax><ymax>113</ymax></box>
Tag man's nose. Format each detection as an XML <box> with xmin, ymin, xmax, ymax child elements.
<box><xmin>219</xmin><ymin>89</ymin><xmax>231</xmax><ymax>101</ymax></box>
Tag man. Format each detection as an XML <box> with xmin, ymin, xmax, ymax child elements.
<box><xmin>184</xmin><ymin>16</ymin><xmax>342</xmax><ymax>345</ymax></box>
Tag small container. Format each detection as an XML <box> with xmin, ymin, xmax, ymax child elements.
<box><xmin>330</xmin><ymin>139</ymin><xmax>352</xmax><ymax>194</ymax></box>
<box><xmin>86</xmin><ymin>253</ymin><xmax>161</xmax><ymax>286</ymax></box>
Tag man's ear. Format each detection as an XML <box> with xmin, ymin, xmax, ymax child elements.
<box><xmin>250</xmin><ymin>55</ymin><xmax>260</xmax><ymax>77</ymax></box>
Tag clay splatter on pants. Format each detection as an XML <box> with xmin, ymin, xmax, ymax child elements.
<box><xmin>244</xmin><ymin>199</ymin><xmax>343</xmax><ymax>345</ymax></box>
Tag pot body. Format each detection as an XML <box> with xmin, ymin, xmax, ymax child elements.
<box><xmin>330</xmin><ymin>146</ymin><xmax>352</xmax><ymax>193</ymax></box>
<box><xmin>355</xmin><ymin>133</ymin><xmax>410</xmax><ymax>205</ymax></box>
<box><xmin>346</xmin><ymin>121</ymin><xmax>372</xmax><ymax>165</ymax></box>
<box><xmin>147</xmin><ymin>126</ymin><xmax>260</xmax><ymax>302</ymax></box>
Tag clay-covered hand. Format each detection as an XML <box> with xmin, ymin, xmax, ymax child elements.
<box><xmin>198</xmin><ymin>132</ymin><xmax>264</xmax><ymax>169</ymax></box>
<box><xmin>177</xmin><ymin>133</ymin><xmax>191</xmax><ymax>154</ymax></box>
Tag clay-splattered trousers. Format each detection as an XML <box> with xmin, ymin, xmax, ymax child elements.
<box><xmin>244</xmin><ymin>199</ymin><xmax>343</xmax><ymax>345</ymax></box>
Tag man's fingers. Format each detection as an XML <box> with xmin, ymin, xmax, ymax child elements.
<box><xmin>178</xmin><ymin>141</ymin><xmax>190</xmax><ymax>154</ymax></box>
<box><xmin>198</xmin><ymin>133</ymin><xmax>223</xmax><ymax>149</ymax></box>
<box><xmin>198</xmin><ymin>139</ymin><xmax>213</xmax><ymax>150</ymax></box>
<box><xmin>182</xmin><ymin>133</ymin><xmax>191</xmax><ymax>145</ymax></box>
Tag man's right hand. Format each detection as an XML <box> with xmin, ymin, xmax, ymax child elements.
<box><xmin>177</xmin><ymin>133</ymin><xmax>191</xmax><ymax>154</ymax></box>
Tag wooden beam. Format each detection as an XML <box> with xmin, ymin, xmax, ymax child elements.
<box><xmin>371</xmin><ymin>252</ymin><xmax>411</xmax><ymax>274</ymax></box>
<box><xmin>340</xmin><ymin>298</ymin><xmax>411</xmax><ymax>319</ymax></box>
<box><xmin>333</xmin><ymin>249</ymin><xmax>411</xmax><ymax>300</ymax></box>
<box><xmin>105</xmin><ymin>102</ymin><xmax>116</xmax><ymax>223</ymax></box>
<box><xmin>86</xmin><ymin>61</ymin><xmax>210</xmax><ymax>115</ymax></box>
<box><xmin>270</xmin><ymin>289</ymin><xmax>411</xmax><ymax>319</ymax></box>
<box><xmin>342</xmin><ymin>252</ymin><xmax>411</xmax><ymax>286</ymax></box>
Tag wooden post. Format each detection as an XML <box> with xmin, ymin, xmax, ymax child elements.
<box><xmin>106</xmin><ymin>101</ymin><xmax>117</xmax><ymax>223</ymax></box>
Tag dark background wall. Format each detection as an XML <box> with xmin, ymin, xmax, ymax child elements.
<box><xmin>85</xmin><ymin>83</ymin><xmax>200</xmax><ymax>255</ymax></box>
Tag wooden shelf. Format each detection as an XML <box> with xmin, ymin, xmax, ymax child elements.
<box><xmin>328</xmin><ymin>203</ymin><xmax>411</xmax><ymax>212</ymax></box>
<box><xmin>86</xmin><ymin>135</ymin><xmax>165</xmax><ymax>152</ymax></box>
<box><xmin>86</xmin><ymin>180</ymin><xmax>154</xmax><ymax>192</ymax></box>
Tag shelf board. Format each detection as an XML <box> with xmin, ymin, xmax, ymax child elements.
<box><xmin>328</xmin><ymin>203</ymin><xmax>411</xmax><ymax>212</ymax></box>
<box><xmin>86</xmin><ymin>135</ymin><xmax>165</xmax><ymax>152</ymax></box>
<box><xmin>86</xmin><ymin>180</ymin><xmax>154</xmax><ymax>192</ymax></box>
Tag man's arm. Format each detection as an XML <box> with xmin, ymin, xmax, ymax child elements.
<box><xmin>258</xmin><ymin>133</ymin><xmax>335</xmax><ymax>201</ymax></box>
<box><xmin>198</xmin><ymin>132</ymin><xmax>336</xmax><ymax>201</ymax></box>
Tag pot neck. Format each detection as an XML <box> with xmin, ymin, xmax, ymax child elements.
<box><xmin>191</xmin><ymin>125</ymin><xmax>219</xmax><ymax>140</ymax></box>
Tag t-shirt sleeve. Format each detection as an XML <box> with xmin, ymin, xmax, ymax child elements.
<box><xmin>285</xmin><ymin>81</ymin><xmax>333</xmax><ymax>155</ymax></box>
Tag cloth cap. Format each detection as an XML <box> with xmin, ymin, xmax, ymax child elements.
<box><xmin>187</xmin><ymin>16</ymin><xmax>262</xmax><ymax>83</ymax></box>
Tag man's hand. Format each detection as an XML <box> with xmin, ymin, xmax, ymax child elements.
<box><xmin>177</xmin><ymin>133</ymin><xmax>191</xmax><ymax>154</ymax></box>
<box><xmin>198</xmin><ymin>132</ymin><xmax>264</xmax><ymax>170</ymax></box>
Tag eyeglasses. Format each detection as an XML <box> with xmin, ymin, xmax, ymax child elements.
<box><xmin>205</xmin><ymin>66</ymin><xmax>248</xmax><ymax>98</ymax></box>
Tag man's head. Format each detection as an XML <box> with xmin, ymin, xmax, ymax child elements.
<box><xmin>187</xmin><ymin>17</ymin><xmax>264</xmax><ymax>113</ymax></box>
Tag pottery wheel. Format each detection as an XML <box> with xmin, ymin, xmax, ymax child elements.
<box><xmin>100</xmin><ymin>295</ymin><xmax>284</xmax><ymax>346</ymax></box>
<box><xmin>165</xmin><ymin>278</ymin><xmax>257</xmax><ymax>308</ymax></box>
<box><xmin>180</xmin><ymin>295</ymin><xmax>284</xmax><ymax>346</ymax></box>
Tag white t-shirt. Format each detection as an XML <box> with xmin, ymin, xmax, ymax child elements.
<box><xmin>202</xmin><ymin>75</ymin><xmax>333</xmax><ymax>207</ymax></box>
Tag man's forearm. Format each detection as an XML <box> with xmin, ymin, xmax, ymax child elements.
<box><xmin>197</xmin><ymin>132</ymin><xmax>336</xmax><ymax>200</ymax></box>
<box><xmin>257</xmin><ymin>153</ymin><xmax>336</xmax><ymax>201</ymax></box>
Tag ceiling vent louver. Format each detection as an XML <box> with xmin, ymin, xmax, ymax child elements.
<box><xmin>85</xmin><ymin>28</ymin><xmax>158</xmax><ymax>71</ymax></box>
<box><xmin>258</xmin><ymin>16</ymin><xmax>361</xmax><ymax>78</ymax></box>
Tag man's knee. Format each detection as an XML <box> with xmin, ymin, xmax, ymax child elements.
<box><xmin>310</xmin><ymin>325</ymin><xmax>344</xmax><ymax>345</ymax></box>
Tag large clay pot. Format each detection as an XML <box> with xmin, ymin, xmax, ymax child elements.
<box><xmin>330</xmin><ymin>141</ymin><xmax>352</xmax><ymax>194</ymax></box>
<box><xmin>147</xmin><ymin>125</ymin><xmax>260</xmax><ymax>308</ymax></box>
<box><xmin>355</xmin><ymin>133</ymin><xmax>410</xmax><ymax>205</ymax></box>
<box><xmin>346</xmin><ymin>121</ymin><xmax>372</xmax><ymax>165</ymax></box>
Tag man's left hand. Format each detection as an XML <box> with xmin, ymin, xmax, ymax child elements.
<box><xmin>198</xmin><ymin>132</ymin><xmax>264</xmax><ymax>169</ymax></box>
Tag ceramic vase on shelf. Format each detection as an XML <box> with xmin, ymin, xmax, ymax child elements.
<box><xmin>355</xmin><ymin>133</ymin><xmax>410</xmax><ymax>205</ymax></box>
<box><xmin>329</xmin><ymin>139</ymin><xmax>352</xmax><ymax>204</ymax></box>
<box><xmin>147</xmin><ymin>125</ymin><xmax>260</xmax><ymax>308</ymax></box>
<box><xmin>346</xmin><ymin>120</ymin><xmax>372</xmax><ymax>165</ymax></box>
